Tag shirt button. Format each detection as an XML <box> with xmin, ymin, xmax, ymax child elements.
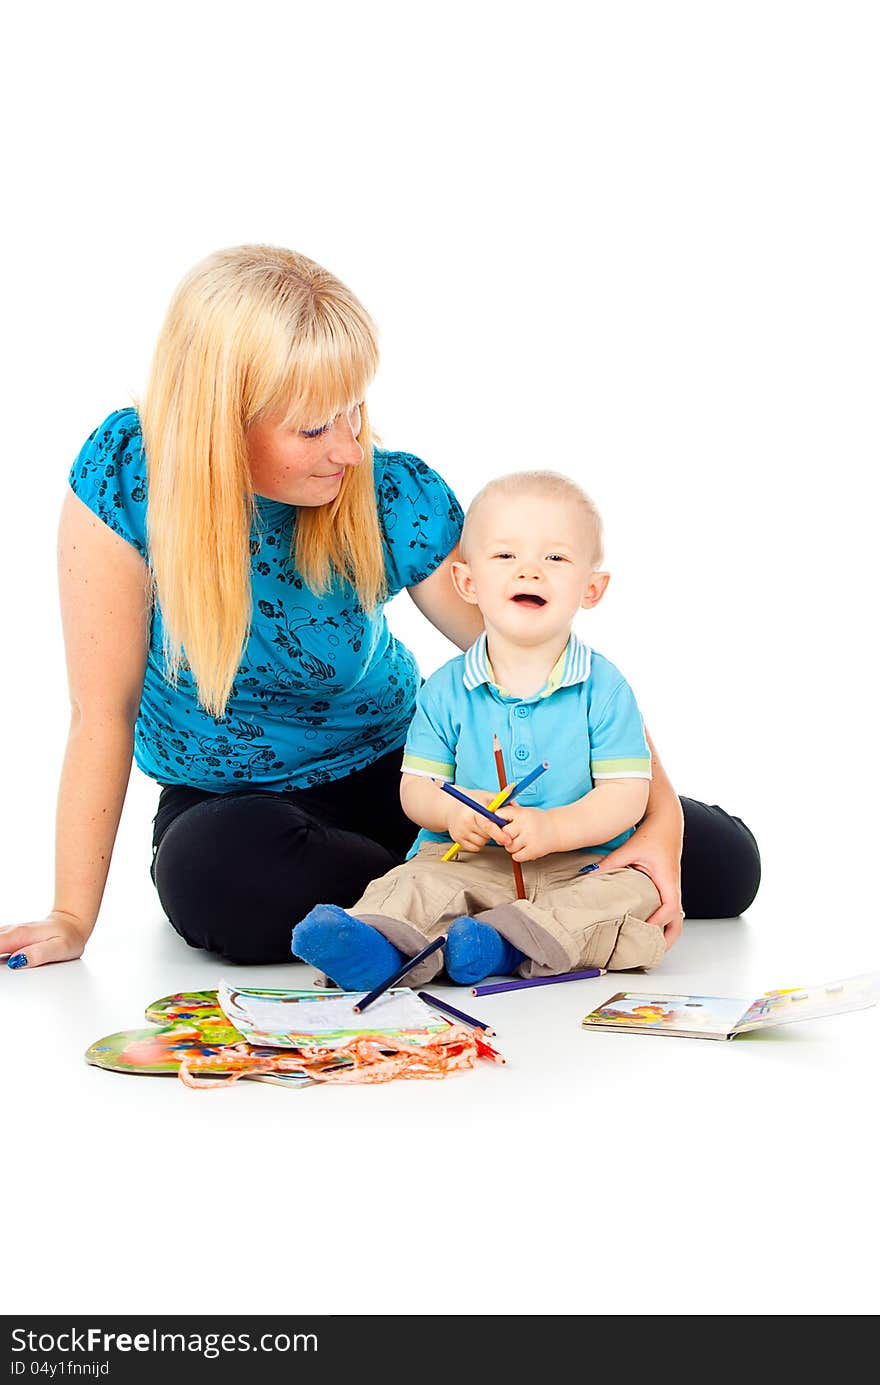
<box><xmin>515</xmin><ymin>706</ymin><xmax>529</xmax><ymax>719</ymax></box>
<box><xmin>514</xmin><ymin>746</ymin><xmax>529</xmax><ymax>761</ymax></box>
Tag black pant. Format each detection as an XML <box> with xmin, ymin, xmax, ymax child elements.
<box><xmin>151</xmin><ymin>747</ymin><xmax>762</xmax><ymax>964</ymax></box>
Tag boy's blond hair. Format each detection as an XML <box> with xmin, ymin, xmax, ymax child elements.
<box><xmin>460</xmin><ymin>470</ymin><xmax>604</xmax><ymax>568</ymax></box>
<box><xmin>140</xmin><ymin>244</ymin><xmax>384</xmax><ymax>718</ymax></box>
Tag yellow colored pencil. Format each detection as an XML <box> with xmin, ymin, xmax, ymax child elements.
<box><xmin>441</xmin><ymin>780</ymin><xmax>517</xmax><ymax>861</ymax></box>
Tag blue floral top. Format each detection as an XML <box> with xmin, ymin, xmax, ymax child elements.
<box><xmin>68</xmin><ymin>409</ymin><xmax>464</xmax><ymax>791</ymax></box>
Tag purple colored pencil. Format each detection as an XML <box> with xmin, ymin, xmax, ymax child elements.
<box><xmin>471</xmin><ymin>967</ymin><xmax>606</xmax><ymax>997</ymax></box>
<box><xmin>417</xmin><ymin>991</ymin><xmax>496</xmax><ymax>1036</ymax></box>
<box><xmin>353</xmin><ymin>934</ymin><xmax>447</xmax><ymax>1013</ymax></box>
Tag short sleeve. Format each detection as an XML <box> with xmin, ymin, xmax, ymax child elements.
<box><xmin>587</xmin><ymin>654</ymin><xmax>652</xmax><ymax>780</ymax></box>
<box><xmin>68</xmin><ymin>408</ymin><xmax>149</xmax><ymax>558</ymax></box>
<box><xmin>401</xmin><ymin>663</ymin><xmax>459</xmax><ymax>781</ymax></box>
<box><xmin>374</xmin><ymin>450</ymin><xmax>464</xmax><ymax>596</ymax></box>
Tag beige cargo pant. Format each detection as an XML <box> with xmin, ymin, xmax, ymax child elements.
<box><xmin>349</xmin><ymin>842</ymin><xmax>665</xmax><ymax>986</ymax></box>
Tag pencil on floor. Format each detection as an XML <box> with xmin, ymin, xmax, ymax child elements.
<box><xmin>471</xmin><ymin>967</ymin><xmax>606</xmax><ymax>997</ymax></box>
<box><xmin>417</xmin><ymin>991</ymin><xmax>496</xmax><ymax>1035</ymax></box>
<box><xmin>472</xmin><ymin>1030</ymin><xmax>506</xmax><ymax>1064</ymax></box>
<box><xmin>493</xmin><ymin>733</ymin><xmax>526</xmax><ymax>900</ymax></box>
<box><xmin>353</xmin><ymin>935</ymin><xmax>447</xmax><ymax>1013</ymax></box>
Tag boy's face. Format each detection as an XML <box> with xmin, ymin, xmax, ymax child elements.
<box><xmin>452</xmin><ymin>492</ymin><xmax>609</xmax><ymax>647</ymax></box>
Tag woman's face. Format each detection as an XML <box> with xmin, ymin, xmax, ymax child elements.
<box><xmin>246</xmin><ymin>403</ymin><xmax>364</xmax><ymax>506</ymax></box>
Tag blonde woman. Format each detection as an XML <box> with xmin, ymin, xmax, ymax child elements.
<box><xmin>1</xmin><ymin>245</ymin><xmax>758</xmax><ymax>971</ymax></box>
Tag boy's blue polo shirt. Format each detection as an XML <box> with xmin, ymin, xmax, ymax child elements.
<box><xmin>68</xmin><ymin>408</ymin><xmax>464</xmax><ymax>792</ymax></box>
<box><xmin>402</xmin><ymin>631</ymin><xmax>652</xmax><ymax>857</ymax></box>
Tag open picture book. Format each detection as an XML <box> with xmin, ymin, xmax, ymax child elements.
<box><xmin>216</xmin><ymin>981</ymin><xmax>449</xmax><ymax>1048</ymax></box>
<box><xmin>581</xmin><ymin>972</ymin><xmax>879</xmax><ymax>1040</ymax></box>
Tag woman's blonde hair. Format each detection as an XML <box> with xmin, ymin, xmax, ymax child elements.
<box><xmin>140</xmin><ymin>244</ymin><xmax>383</xmax><ymax>717</ymax></box>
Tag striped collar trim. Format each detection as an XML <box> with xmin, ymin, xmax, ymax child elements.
<box><xmin>462</xmin><ymin>632</ymin><xmax>592</xmax><ymax>696</ymax></box>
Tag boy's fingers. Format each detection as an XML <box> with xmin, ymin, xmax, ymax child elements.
<box><xmin>481</xmin><ymin>819</ymin><xmax>509</xmax><ymax>845</ymax></box>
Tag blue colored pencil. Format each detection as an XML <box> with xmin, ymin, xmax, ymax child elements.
<box><xmin>471</xmin><ymin>967</ymin><xmax>606</xmax><ymax>997</ymax></box>
<box><xmin>438</xmin><ymin>781</ymin><xmax>511</xmax><ymax>828</ymax></box>
<box><xmin>353</xmin><ymin>935</ymin><xmax>447</xmax><ymax>1013</ymax></box>
<box><xmin>417</xmin><ymin>991</ymin><xmax>496</xmax><ymax>1036</ymax></box>
<box><xmin>504</xmin><ymin>760</ymin><xmax>550</xmax><ymax>800</ymax></box>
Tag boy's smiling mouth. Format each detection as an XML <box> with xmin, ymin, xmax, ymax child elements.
<box><xmin>511</xmin><ymin>593</ymin><xmax>547</xmax><ymax>608</ymax></box>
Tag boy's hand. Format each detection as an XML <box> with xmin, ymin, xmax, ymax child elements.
<box><xmin>498</xmin><ymin>804</ymin><xmax>561</xmax><ymax>862</ymax></box>
<box><xmin>444</xmin><ymin>788</ymin><xmax>512</xmax><ymax>853</ymax></box>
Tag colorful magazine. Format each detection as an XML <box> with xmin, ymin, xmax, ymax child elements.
<box><xmin>85</xmin><ymin>990</ymin><xmax>316</xmax><ymax>1087</ymax></box>
<box><xmin>217</xmin><ymin>981</ymin><xmax>450</xmax><ymax>1049</ymax></box>
<box><xmin>581</xmin><ymin>972</ymin><xmax>880</xmax><ymax>1040</ymax></box>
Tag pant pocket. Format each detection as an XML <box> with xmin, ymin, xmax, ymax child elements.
<box><xmin>577</xmin><ymin>919</ymin><xmax>624</xmax><ymax>969</ymax></box>
<box><xmin>605</xmin><ymin>913</ymin><xmax>666</xmax><ymax>971</ymax></box>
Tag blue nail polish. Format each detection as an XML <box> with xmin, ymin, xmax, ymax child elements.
<box><xmin>578</xmin><ymin>863</ymin><xmax>600</xmax><ymax>875</ymax></box>
<box><xmin>7</xmin><ymin>953</ymin><xmax>28</xmax><ymax>970</ymax></box>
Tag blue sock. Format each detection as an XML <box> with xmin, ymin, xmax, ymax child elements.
<box><xmin>292</xmin><ymin>904</ymin><xmax>405</xmax><ymax>991</ymax></box>
<box><xmin>444</xmin><ymin>916</ymin><xmax>525</xmax><ymax>985</ymax></box>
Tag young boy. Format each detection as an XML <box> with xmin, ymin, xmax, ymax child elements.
<box><xmin>293</xmin><ymin>470</ymin><xmax>665</xmax><ymax>989</ymax></box>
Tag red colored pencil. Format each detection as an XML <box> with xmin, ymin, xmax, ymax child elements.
<box><xmin>472</xmin><ymin>1029</ymin><xmax>506</xmax><ymax>1064</ymax></box>
<box><xmin>493</xmin><ymin>733</ymin><xmax>526</xmax><ymax>900</ymax></box>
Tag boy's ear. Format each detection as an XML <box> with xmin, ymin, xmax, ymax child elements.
<box><xmin>582</xmin><ymin>571</ymin><xmax>610</xmax><ymax>610</ymax></box>
<box><xmin>451</xmin><ymin>559</ymin><xmax>480</xmax><ymax>605</ymax></box>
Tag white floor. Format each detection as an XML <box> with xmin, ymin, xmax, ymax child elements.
<box><xmin>3</xmin><ymin>778</ymin><xmax>878</xmax><ymax>1318</ymax></box>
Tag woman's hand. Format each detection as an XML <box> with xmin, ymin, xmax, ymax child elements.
<box><xmin>597</xmin><ymin>822</ymin><xmax>685</xmax><ymax>949</ymax></box>
<box><xmin>0</xmin><ymin>912</ymin><xmax>89</xmax><ymax>969</ymax></box>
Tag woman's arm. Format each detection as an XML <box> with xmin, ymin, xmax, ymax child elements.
<box><xmin>596</xmin><ymin>727</ymin><xmax>685</xmax><ymax>948</ymax></box>
<box><xmin>407</xmin><ymin>545</ymin><xmax>483</xmax><ymax>651</ymax></box>
<box><xmin>0</xmin><ymin>492</ymin><xmax>150</xmax><ymax>969</ymax></box>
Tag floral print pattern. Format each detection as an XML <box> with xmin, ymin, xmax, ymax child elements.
<box><xmin>69</xmin><ymin>409</ymin><xmax>463</xmax><ymax>790</ymax></box>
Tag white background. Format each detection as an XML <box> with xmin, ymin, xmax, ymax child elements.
<box><xmin>1</xmin><ymin>0</ymin><xmax>878</xmax><ymax>1320</ymax></box>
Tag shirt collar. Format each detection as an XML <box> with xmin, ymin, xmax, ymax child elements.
<box><xmin>462</xmin><ymin>631</ymin><xmax>592</xmax><ymax>697</ymax></box>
